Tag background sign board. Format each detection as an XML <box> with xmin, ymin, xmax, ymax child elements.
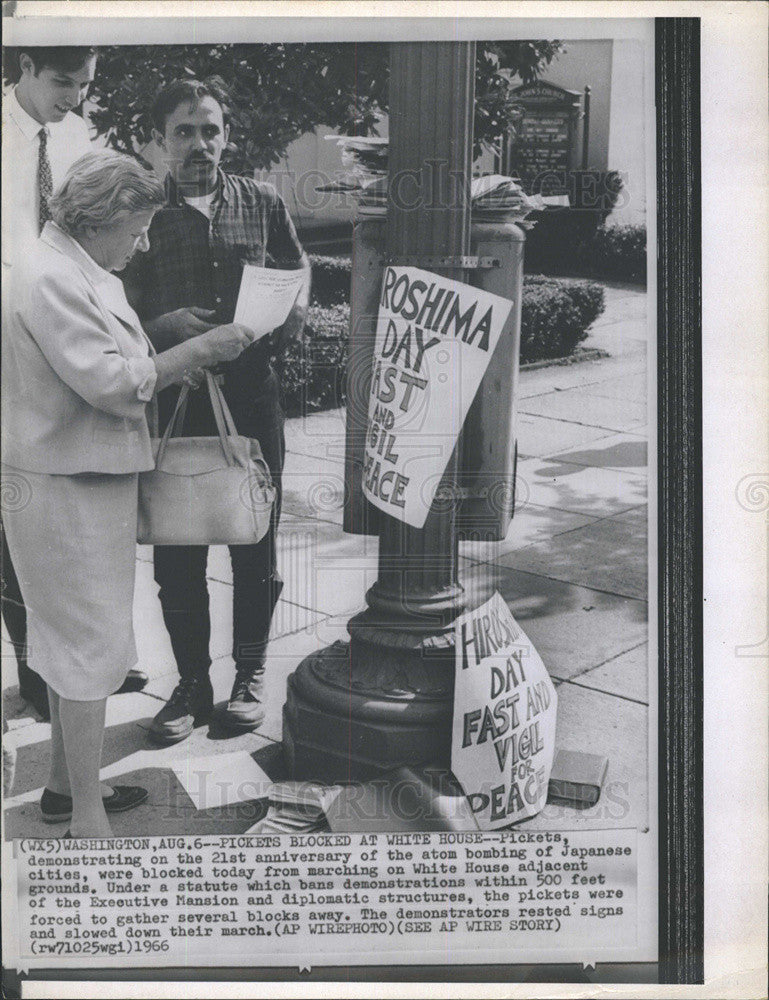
<box><xmin>509</xmin><ymin>79</ymin><xmax>583</xmax><ymax>193</ymax></box>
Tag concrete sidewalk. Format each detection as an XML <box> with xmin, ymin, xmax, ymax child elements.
<box><xmin>2</xmin><ymin>282</ymin><xmax>650</xmax><ymax>838</ymax></box>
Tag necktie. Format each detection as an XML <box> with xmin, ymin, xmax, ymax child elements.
<box><xmin>38</xmin><ymin>127</ymin><xmax>53</xmax><ymax>233</ymax></box>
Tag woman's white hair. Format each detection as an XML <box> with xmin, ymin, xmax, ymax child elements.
<box><xmin>49</xmin><ymin>150</ymin><xmax>166</xmax><ymax>234</ymax></box>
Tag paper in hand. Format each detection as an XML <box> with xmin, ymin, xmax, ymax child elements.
<box><xmin>233</xmin><ymin>264</ymin><xmax>305</xmax><ymax>339</ymax></box>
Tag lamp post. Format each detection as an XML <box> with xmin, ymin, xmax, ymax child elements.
<box><xmin>283</xmin><ymin>41</ymin><xmax>477</xmax><ymax>781</ymax></box>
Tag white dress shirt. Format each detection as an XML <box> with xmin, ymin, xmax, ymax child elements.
<box><xmin>1</xmin><ymin>87</ymin><xmax>92</xmax><ymax>267</ymax></box>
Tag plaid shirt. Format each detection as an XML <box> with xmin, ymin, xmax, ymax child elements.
<box><xmin>121</xmin><ymin>169</ymin><xmax>304</xmax><ymax>383</ymax></box>
<box><xmin>125</xmin><ymin>169</ymin><xmax>303</xmax><ymax>320</ymax></box>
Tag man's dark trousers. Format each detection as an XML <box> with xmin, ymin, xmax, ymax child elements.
<box><xmin>153</xmin><ymin>367</ymin><xmax>285</xmax><ymax>683</ymax></box>
<box><xmin>0</xmin><ymin>524</ymin><xmax>39</xmax><ymax>702</ymax></box>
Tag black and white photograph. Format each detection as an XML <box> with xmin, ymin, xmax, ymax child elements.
<box><xmin>0</xmin><ymin>2</ymin><xmax>766</xmax><ymax>996</ymax></box>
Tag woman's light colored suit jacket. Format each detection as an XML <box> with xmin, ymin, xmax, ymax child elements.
<box><xmin>2</xmin><ymin>222</ymin><xmax>157</xmax><ymax>474</ymax></box>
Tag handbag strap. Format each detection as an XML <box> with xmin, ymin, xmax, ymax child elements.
<box><xmin>154</xmin><ymin>374</ymin><xmax>238</xmax><ymax>469</ymax></box>
<box><xmin>212</xmin><ymin>380</ymin><xmax>239</xmax><ymax>439</ymax></box>
<box><xmin>204</xmin><ymin>371</ymin><xmax>238</xmax><ymax>467</ymax></box>
<box><xmin>207</xmin><ymin>379</ymin><xmax>269</xmax><ymax>479</ymax></box>
<box><xmin>155</xmin><ymin>383</ymin><xmax>191</xmax><ymax>468</ymax></box>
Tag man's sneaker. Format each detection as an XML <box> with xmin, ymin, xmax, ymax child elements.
<box><xmin>149</xmin><ymin>676</ymin><xmax>214</xmax><ymax>745</ymax></box>
<box><xmin>218</xmin><ymin>668</ymin><xmax>266</xmax><ymax>731</ymax></box>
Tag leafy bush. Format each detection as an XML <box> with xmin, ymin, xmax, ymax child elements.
<box><xmin>525</xmin><ymin>214</ymin><xmax>647</xmax><ymax>283</ymax></box>
<box><xmin>308</xmin><ymin>255</ymin><xmax>352</xmax><ymax>307</ymax></box>
<box><xmin>520</xmin><ymin>285</ymin><xmax>587</xmax><ymax>363</ymax></box>
<box><xmin>523</xmin><ymin>170</ymin><xmax>623</xmax><ymax>274</ymax></box>
<box><xmin>524</xmin><ymin>275</ymin><xmax>606</xmax><ymax>329</ymax></box>
<box><xmin>586</xmin><ymin>224</ymin><xmax>647</xmax><ymax>283</ymax></box>
<box><xmin>274</xmin><ymin>303</ymin><xmax>349</xmax><ymax>417</ymax></box>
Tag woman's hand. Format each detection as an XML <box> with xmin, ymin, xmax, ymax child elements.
<box><xmin>181</xmin><ymin>368</ymin><xmax>206</xmax><ymax>390</ymax></box>
<box><xmin>153</xmin><ymin>324</ymin><xmax>256</xmax><ymax>392</ymax></box>
<box><xmin>196</xmin><ymin>323</ymin><xmax>257</xmax><ymax>364</ymax></box>
<box><xmin>144</xmin><ymin>306</ymin><xmax>218</xmax><ymax>348</ymax></box>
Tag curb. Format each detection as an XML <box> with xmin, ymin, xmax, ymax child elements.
<box><xmin>520</xmin><ymin>347</ymin><xmax>610</xmax><ymax>372</ymax></box>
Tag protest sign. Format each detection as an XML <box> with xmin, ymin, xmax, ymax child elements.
<box><xmin>452</xmin><ymin>593</ymin><xmax>558</xmax><ymax>829</ymax></box>
<box><xmin>362</xmin><ymin>266</ymin><xmax>513</xmax><ymax>528</ymax></box>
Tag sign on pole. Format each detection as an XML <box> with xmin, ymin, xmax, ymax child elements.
<box><xmin>362</xmin><ymin>266</ymin><xmax>513</xmax><ymax>528</ymax></box>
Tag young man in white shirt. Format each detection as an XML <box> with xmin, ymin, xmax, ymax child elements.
<box><xmin>1</xmin><ymin>46</ymin><xmax>149</xmax><ymax>717</ymax></box>
<box><xmin>2</xmin><ymin>46</ymin><xmax>96</xmax><ymax>264</ymax></box>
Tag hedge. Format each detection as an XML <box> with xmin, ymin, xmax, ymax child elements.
<box><xmin>516</xmin><ymin>169</ymin><xmax>646</xmax><ymax>282</ymax></box>
<box><xmin>277</xmin><ymin>268</ymin><xmax>605</xmax><ymax>416</ymax></box>
<box><xmin>523</xmin><ymin>275</ymin><xmax>605</xmax><ymax>331</ymax></box>
<box><xmin>273</xmin><ymin>303</ymin><xmax>349</xmax><ymax>417</ymax></box>
<box><xmin>307</xmin><ymin>255</ymin><xmax>353</xmax><ymax>306</ymax></box>
<box><xmin>523</xmin><ymin>171</ymin><xmax>617</xmax><ymax>275</ymax></box>
<box><xmin>525</xmin><ymin>219</ymin><xmax>647</xmax><ymax>283</ymax></box>
<box><xmin>520</xmin><ymin>283</ymin><xmax>591</xmax><ymax>364</ymax></box>
<box><xmin>584</xmin><ymin>224</ymin><xmax>647</xmax><ymax>283</ymax></box>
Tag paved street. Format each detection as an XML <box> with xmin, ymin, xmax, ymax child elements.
<box><xmin>2</xmin><ymin>282</ymin><xmax>650</xmax><ymax>838</ymax></box>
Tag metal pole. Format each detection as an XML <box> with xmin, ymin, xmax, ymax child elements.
<box><xmin>283</xmin><ymin>41</ymin><xmax>476</xmax><ymax>781</ymax></box>
<box><xmin>582</xmin><ymin>85</ymin><xmax>591</xmax><ymax>169</ymax></box>
<box><xmin>369</xmin><ymin>41</ymin><xmax>474</xmax><ymax>625</ymax></box>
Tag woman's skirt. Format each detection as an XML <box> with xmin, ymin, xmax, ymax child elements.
<box><xmin>1</xmin><ymin>465</ymin><xmax>139</xmax><ymax>700</ymax></box>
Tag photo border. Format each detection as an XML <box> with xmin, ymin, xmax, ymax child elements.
<box><xmin>0</xmin><ymin>9</ymin><xmax>705</xmax><ymax>992</ymax></box>
<box><xmin>655</xmin><ymin>16</ymin><xmax>704</xmax><ymax>986</ymax></box>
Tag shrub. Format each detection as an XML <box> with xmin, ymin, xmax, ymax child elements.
<box><xmin>523</xmin><ymin>169</ymin><xmax>623</xmax><ymax>275</ymax></box>
<box><xmin>275</xmin><ymin>303</ymin><xmax>349</xmax><ymax>417</ymax></box>
<box><xmin>308</xmin><ymin>254</ymin><xmax>353</xmax><ymax>307</ymax></box>
<box><xmin>520</xmin><ymin>285</ymin><xmax>587</xmax><ymax>363</ymax></box>
<box><xmin>523</xmin><ymin>275</ymin><xmax>605</xmax><ymax>329</ymax></box>
<box><xmin>586</xmin><ymin>224</ymin><xmax>647</xmax><ymax>283</ymax></box>
<box><xmin>304</xmin><ymin>302</ymin><xmax>350</xmax><ymax>339</ymax></box>
<box><xmin>552</xmin><ymin>279</ymin><xmax>605</xmax><ymax>329</ymax></box>
<box><xmin>309</xmin><ymin>219</ymin><xmax>642</xmax><ymax>303</ymax></box>
<box><xmin>278</xmin><ymin>272</ymin><xmax>605</xmax><ymax>415</ymax></box>
<box><xmin>525</xmin><ymin>217</ymin><xmax>647</xmax><ymax>283</ymax></box>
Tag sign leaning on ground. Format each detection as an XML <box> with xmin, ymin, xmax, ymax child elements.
<box><xmin>452</xmin><ymin>592</ymin><xmax>558</xmax><ymax>829</ymax></box>
<box><xmin>362</xmin><ymin>266</ymin><xmax>514</xmax><ymax>528</ymax></box>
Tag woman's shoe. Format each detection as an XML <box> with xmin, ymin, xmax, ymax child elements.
<box><xmin>41</xmin><ymin>785</ymin><xmax>149</xmax><ymax>823</ymax></box>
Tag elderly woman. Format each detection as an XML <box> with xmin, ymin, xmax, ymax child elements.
<box><xmin>1</xmin><ymin>151</ymin><xmax>255</xmax><ymax>838</ymax></box>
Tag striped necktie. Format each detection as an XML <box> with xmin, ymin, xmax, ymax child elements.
<box><xmin>38</xmin><ymin>127</ymin><xmax>53</xmax><ymax>233</ymax></box>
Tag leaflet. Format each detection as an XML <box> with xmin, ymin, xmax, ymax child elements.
<box><xmin>233</xmin><ymin>265</ymin><xmax>305</xmax><ymax>339</ymax></box>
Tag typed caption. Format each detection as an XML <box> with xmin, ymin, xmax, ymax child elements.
<box><xmin>10</xmin><ymin>828</ymin><xmax>638</xmax><ymax>969</ymax></box>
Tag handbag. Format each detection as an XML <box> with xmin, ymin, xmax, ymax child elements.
<box><xmin>138</xmin><ymin>371</ymin><xmax>275</xmax><ymax>545</ymax></box>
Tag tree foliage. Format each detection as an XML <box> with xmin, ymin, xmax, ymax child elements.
<box><xmin>84</xmin><ymin>41</ymin><xmax>563</xmax><ymax>172</ymax></box>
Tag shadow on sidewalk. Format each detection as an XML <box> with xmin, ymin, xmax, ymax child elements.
<box><xmin>539</xmin><ymin>440</ymin><xmax>647</xmax><ymax>474</ymax></box>
<box><xmin>4</xmin><ymin>731</ymin><xmax>288</xmax><ymax>839</ymax></box>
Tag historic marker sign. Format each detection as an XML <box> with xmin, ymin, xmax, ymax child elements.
<box><xmin>362</xmin><ymin>266</ymin><xmax>513</xmax><ymax>529</ymax></box>
<box><xmin>452</xmin><ymin>592</ymin><xmax>558</xmax><ymax>829</ymax></box>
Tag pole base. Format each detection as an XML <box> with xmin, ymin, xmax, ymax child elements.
<box><xmin>282</xmin><ymin>629</ymin><xmax>455</xmax><ymax>783</ymax></box>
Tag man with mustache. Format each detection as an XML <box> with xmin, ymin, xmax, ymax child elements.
<box><xmin>2</xmin><ymin>46</ymin><xmax>149</xmax><ymax>718</ymax></box>
<box><xmin>122</xmin><ymin>77</ymin><xmax>310</xmax><ymax>745</ymax></box>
